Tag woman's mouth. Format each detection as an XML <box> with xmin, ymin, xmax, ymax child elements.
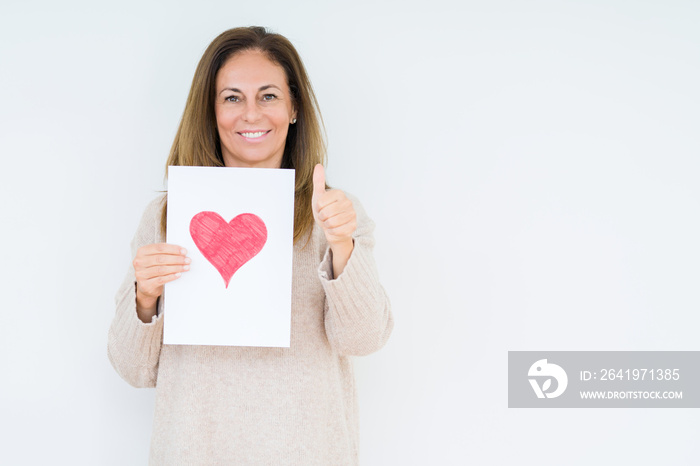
<box><xmin>239</xmin><ymin>130</ymin><xmax>270</xmax><ymax>140</ymax></box>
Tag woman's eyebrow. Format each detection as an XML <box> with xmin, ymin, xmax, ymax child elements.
<box><xmin>219</xmin><ymin>87</ymin><xmax>241</xmax><ymax>95</ymax></box>
<box><xmin>219</xmin><ymin>85</ymin><xmax>282</xmax><ymax>95</ymax></box>
<box><xmin>259</xmin><ymin>84</ymin><xmax>282</xmax><ymax>92</ymax></box>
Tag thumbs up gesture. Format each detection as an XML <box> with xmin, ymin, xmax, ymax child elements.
<box><xmin>312</xmin><ymin>164</ymin><xmax>356</xmax><ymax>274</ymax></box>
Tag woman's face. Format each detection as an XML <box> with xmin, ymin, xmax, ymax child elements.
<box><xmin>214</xmin><ymin>50</ymin><xmax>297</xmax><ymax>168</ymax></box>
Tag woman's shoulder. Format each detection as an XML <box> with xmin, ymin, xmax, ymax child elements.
<box><xmin>133</xmin><ymin>193</ymin><xmax>167</xmax><ymax>245</ymax></box>
<box><xmin>144</xmin><ymin>193</ymin><xmax>167</xmax><ymax>215</ymax></box>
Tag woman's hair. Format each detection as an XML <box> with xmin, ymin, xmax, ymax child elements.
<box><xmin>160</xmin><ymin>26</ymin><xmax>326</xmax><ymax>243</ymax></box>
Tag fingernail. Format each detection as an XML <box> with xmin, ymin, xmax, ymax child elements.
<box><xmin>175</xmin><ymin>272</ymin><xmax>182</xmax><ymax>277</ymax></box>
<box><xmin>180</xmin><ymin>248</ymin><xmax>187</xmax><ymax>255</ymax></box>
<box><xmin>185</xmin><ymin>257</ymin><xmax>192</xmax><ymax>264</ymax></box>
<box><xmin>183</xmin><ymin>265</ymin><xmax>190</xmax><ymax>271</ymax></box>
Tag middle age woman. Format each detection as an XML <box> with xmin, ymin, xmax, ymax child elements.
<box><xmin>108</xmin><ymin>26</ymin><xmax>393</xmax><ymax>465</ymax></box>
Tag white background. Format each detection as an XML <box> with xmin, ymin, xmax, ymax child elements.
<box><xmin>1</xmin><ymin>0</ymin><xmax>699</xmax><ymax>465</ymax></box>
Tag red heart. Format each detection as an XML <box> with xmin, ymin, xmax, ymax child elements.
<box><xmin>189</xmin><ymin>211</ymin><xmax>267</xmax><ymax>288</ymax></box>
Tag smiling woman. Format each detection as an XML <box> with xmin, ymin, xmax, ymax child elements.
<box><xmin>107</xmin><ymin>26</ymin><xmax>393</xmax><ymax>465</ymax></box>
<box><xmin>214</xmin><ymin>50</ymin><xmax>297</xmax><ymax>169</ymax></box>
<box><xmin>161</xmin><ymin>27</ymin><xmax>326</xmax><ymax>244</ymax></box>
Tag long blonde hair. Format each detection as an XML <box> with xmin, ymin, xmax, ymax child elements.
<box><xmin>160</xmin><ymin>26</ymin><xmax>326</xmax><ymax>243</ymax></box>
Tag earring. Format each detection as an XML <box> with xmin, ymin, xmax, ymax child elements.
<box><xmin>291</xmin><ymin>118</ymin><xmax>297</xmax><ymax>124</ymax></box>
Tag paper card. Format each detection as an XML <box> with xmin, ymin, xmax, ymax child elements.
<box><xmin>164</xmin><ymin>166</ymin><xmax>295</xmax><ymax>347</ymax></box>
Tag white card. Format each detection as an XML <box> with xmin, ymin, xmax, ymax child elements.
<box><xmin>164</xmin><ymin>166</ymin><xmax>295</xmax><ymax>347</ymax></box>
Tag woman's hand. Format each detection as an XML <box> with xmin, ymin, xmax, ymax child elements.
<box><xmin>133</xmin><ymin>243</ymin><xmax>190</xmax><ymax>323</ymax></box>
<box><xmin>312</xmin><ymin>164</ymin><xmax>356</xmax><ymax>277</ymax></box>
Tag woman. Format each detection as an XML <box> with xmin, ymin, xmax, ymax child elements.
<box><xmin>108</xmin><ymin>26</ymin><xmax>393</xmax><ymax>465</ymax></box>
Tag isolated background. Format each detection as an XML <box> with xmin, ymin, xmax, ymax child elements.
<box><xmin>1</xmin><ymin>0</ymin><xmax>699</xmax><ymax>464</ymax></box>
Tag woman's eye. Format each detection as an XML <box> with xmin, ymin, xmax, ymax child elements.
<box><xmin>262</xmin><ymin>94</ymin><xmax>277</xmax><ymax>102</ymax></box>
<box><xmin>225</xmin><ymin>95</ymin><xmax>241</xmax><ymax>102</ymax></box>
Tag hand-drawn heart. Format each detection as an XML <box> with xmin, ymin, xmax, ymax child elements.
<box><xmin>189</xmin><ymin>211</ymin><xmax>267</xmax><ymax>288</ymax></box>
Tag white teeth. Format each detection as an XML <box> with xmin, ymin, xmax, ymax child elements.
<box><xmin>241</xmin><ymin>131</ymin><xmax>266</xmax><ymax>138</ymax></box>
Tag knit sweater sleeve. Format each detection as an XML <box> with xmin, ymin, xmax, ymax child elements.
<box><xmin>318</xmin><ymin>195</ymin><xmax>394</xmax><ymax>356</ymax></box>
<box><xmin>107</xmin><ymin>196</ymin><xmax>166</xmax><ymax>388</ymax></box>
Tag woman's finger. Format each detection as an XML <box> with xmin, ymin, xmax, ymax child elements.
<box><xmin>135</xmin><ymin>264</ymin><xmax>190</xmax><ymax>281</ymax></box>
<box><xmin>134</xmin><ymin>254</ymin><xmax>191</xmax><ymax>270</ymax></box>
<box><xmin>313</xmin><ymin>189</ymin><xmax>356</xmax><ymax>245</ymax></box>
<box><xmin>137</xmin><ymin>272</ymin><xmax>184</xmax><ymax>297</ymax></box>
<box><xmin>325</xmin><ymin>222</ymin><xmax>356</xmax><ymax>241</ymax></box>
<box><xmin>134</xmin><ymin>244</ymin><xmax>189</xmax><ymax>270</ymax></box>
<box><xmin>315</xmin><ymin>189</ymin><xmax>348</xmax><ymax>213</ymax></box>
<box><xmin>140</xmin><ymin>243</ymin><xmax>188</xmax><ymax>257</ymax></box>
<box><xmin>317</xmin><ymin>196</ymin><xmax>353</xmax><ymax>221</ymax></box>
<box><xmin>321</xmin><ymin>209</ymin><xmax>355</xmax><ymax>230</ymax></box>
<box><xmin>134</xmin><ymin>244</ymin><xmax>188</xmax><ymax>265</ymax></box>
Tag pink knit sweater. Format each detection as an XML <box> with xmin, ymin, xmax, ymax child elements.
<box><xmin>108</xmin><ymin>194</ymin><xmax>393</xmax><ymax>465</ymax></box>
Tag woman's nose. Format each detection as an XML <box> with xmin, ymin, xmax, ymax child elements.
<box><xmin>242</xmin><ymin>100</ymin><xmax>261</xmax><ymax>122</ymax></box>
